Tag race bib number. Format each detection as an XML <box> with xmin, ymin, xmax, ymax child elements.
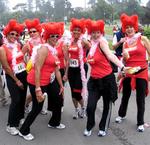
<box><xmin>50</xmin><ymin>72</ymin><xmax>55</xmax><ymax>83</ymax></box>
<box><xmin>14</xmin><ymin>63</ymin><xmax>26</xmax><ymax>74</ymax></box>
<box><xmin>69</xmin><ymin>59</ymin><xmax>79</xmax><ymax>67</ymax></box>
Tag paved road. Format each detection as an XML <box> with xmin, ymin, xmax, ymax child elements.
<box><xmin>0</xmin><ymin>81</ymin><xmax>150</xmax><ymax>145</ymax></box>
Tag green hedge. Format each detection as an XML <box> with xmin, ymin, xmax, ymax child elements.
<box><xmin>144</xmin><ymin>27</ymin><xmax>150</xmax><ymax>39</ymax></box>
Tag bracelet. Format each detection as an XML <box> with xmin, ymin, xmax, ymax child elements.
<box><xmin>35</xmin><ymin>87</ymin><xmax>41</xmax><ymax>92</ymax></box>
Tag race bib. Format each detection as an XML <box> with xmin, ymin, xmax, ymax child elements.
<box><xmin>14</xmin><ymin>62</ymin><xmax>26</xmax><ymax>74</ymax></box>
<box><xmin>69</xmin><ymin>59</ymin><xmax>79</xmax><ymax>67</ymax></box>
<box><xmin>50</xmin><ymin>72</ymin><xmax>55</xmax><ymax>83</ymax></box>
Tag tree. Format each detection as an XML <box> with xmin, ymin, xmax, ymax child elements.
<box><xmin>0</xmin><ymin>0</ymin><xmax>8</xmax><ymax>13</ymax></box>
<box><xmin>27</xmin><ymin>0</ymin><xmax>34</xmax><ymax>11</ymax></box>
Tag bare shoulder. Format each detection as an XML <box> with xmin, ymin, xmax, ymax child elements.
<box><xmin>37</xmin><ymin>45</ymin><xmax>48</xmax><ymax>55</ymax></box>
<box><xmin>141</xmin><ymin>36</ymin><xmax>149</xmax><ymax>42</ymax></box>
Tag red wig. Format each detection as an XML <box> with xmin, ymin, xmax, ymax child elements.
<box><xmin>25</xmin><ymin>18</ymin><xmax>42</xmax><ymax>33</ymax></box>
<box><xmin>70</xmin><ymin>18</ymin><xmax>85</xmax><ymax>34</ymax></box>
<box><xmin>42</xmin><ymin>22</ymin><xmax>63</xmax><ymax>41</ymax></box>
<box><xmin>85</xmin><ymin>19</ymin><xmax>105</xmax><ymax>35</ymax></box>
<box><xmin>3</xmin><ymin>19</ymin><xmax>24</xmax><ymax>36</ymax></box>
<box><xmin>120</xmin><ymin>13</ymin><xmax>138</xmax><ymax>33</ymax></box>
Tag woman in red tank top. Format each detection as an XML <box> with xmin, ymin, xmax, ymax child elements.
<box><xmin>84</xmin><ymin>19</ymin><xmax>126</xmax><ymax>137</ymax></box>
<box><xmin>22</xmin><ymin>18</ymin><xmax>46</xmax><ymax>115</ymax></box>
<box><xmin>115</xmin><ymin>13</ymin><xmax>150</xmax><ymax>133</ymax></box>
<box><xmin>19</xmin><ymin>22</ymin><xmax>65</xmax><ymax>141</ymax></box>
<box><xmin>63</xmin><ymin>18</ymin><xmax>90</xmax><ymax>119</ymax></box>
<box><xmin>0</xmin><ymin>19</ymin><xmax>27</xmax><ymax>136</ymax></box>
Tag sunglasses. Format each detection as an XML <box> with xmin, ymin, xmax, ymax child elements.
<box><xmin>29</xmin><ymin>30</ymin><xmax>37</xmax><ymax>34</ymax></box>
<box><xmin>50</xmin><ymin>35</ymin><xmax>59</xmax><ymax>38</ymax></box>
<box><xmin>9</xmin><ymin>32</ymin><xmax>19</xmax><ymax>37</ymax></box>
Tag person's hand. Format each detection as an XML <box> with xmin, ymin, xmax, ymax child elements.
<box><xmin>63</xmin><ymin>74</ymin><xmax>68</xmax><ymax>82</ymax></box>
<box><xmin>35</xmin><ymin>89</ymin><xmax>45</xmax><ymax>103</ymax></box>
<box><xmin>59</xmin><ymin>86</ymin><xmax>64</xmax><ymax>95</ymax></box>
<box><xmin>16</xmin><ymin>80</ymin><xmax>24</xmax><ymax>90</ymax></box>
<box><xmin>119</xmin><ymin>38</ymin><xmax>126</xmax><ymax>44</ymax></box>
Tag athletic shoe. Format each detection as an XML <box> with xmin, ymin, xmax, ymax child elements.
<box><xmin>73</xmin><ymin>108</ymin><xmax>79</xmax><ymax>119</ymax></box>
<box><xmin>6</xmin><ymin>126</ymin><xmax>19</xmax><ymax>135</ymax></box>
<box><xmin>115</xmin><ymin>116</ymin><xmax>125</xmax><ymax>123</ymax></box>
<box><xmin>79</xmin><ymin>108</ymin><xmax>86</xmax><ymax>118</ymax></box>
<box><xmin>98</xmin><ymin>130</ymin><xmax>106</xmax><ymax>137</ymax></box>
<box><xmin>137</xmin><ymin>125</ymin><xmax>144</xmax><ymax>132</ymax></box>
<box><xmin>40</xmin><ymin>110</ymin><xmax>48</xmax><ymax>115</ymax></box>
<box><xmin>19</xmin><ymin>132</ymin><xmax>34</xmax><ymax>141</ymax></box>
<box><xmin>83</xmin><ymin>129</ymin><xmax>92</xmax><ymax>137</ymax></box>
<box><xmin>48</xmin><ymin>123</ymin><xmax>66</xmax><ymax>129</ymax></box>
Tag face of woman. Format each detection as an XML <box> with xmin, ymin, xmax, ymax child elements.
<box><xmin>7</xmin><ymin>31</ymin><xmax>19</xmax><ymax>43</ymax></box>
<box><xmin>48</xmin><ymin>34</ymin><xmax>59</xmax><ymax>46</ymax></box>
<box><xmin>125</xmin><ymin>26</ymin><xmax>135</xmax><ymax>37</ymax></box>
<box><xmin>72</xmin><ymin>27</ymin><xmax>82</xmax><ymax>39</ymax></box>
<box><xmin>29</xmin><ymin>28</ymin><xmax>39</xmax><ymax>39</ymax></box>
<box><xmin>91</xmin><ymin>31</ymin><xmax>101</xmax><ymax>40</ymax></box>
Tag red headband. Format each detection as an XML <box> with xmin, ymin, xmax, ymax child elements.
<box><xmin>3</xmin><ymin>19</ymin><xmax>24</xmax><ymax>36</ymax></box>
<box><xmin>70</xmin><ymin>18</ymin><xmax>85</xmax><ymax>34</ymax></box>
<box><xmin>85</xmin><ymin>19</ymin><xmax>105</xmax><ymax>35</ymax></box>
<box><xmin>25</xmin><ymin>18</ymin><xmax>42</xmax><ymax>33</ymax></box>
<box><xmin>42</xmin><ymin>22</ymin><xmax>64</xmax><ymax>41</ymax></box>
<box><xmin>120</xmin><ymin>13</ymin><xmax>138</xmax><ymax>33</ymax></box>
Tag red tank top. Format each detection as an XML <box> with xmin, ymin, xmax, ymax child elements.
<box><xmin>88</xmin><ymin>46</ymin><xmax>112</xmax><ymax>78</ymax></box>
<box><xmin>3</xmin><ymin>43</ymin><xmax>26</xmax><ymax>74</ymax></box>
<box><xmin>124</xmin><ymin>37</ymin><xmax>147</xmax><ymax>68</ymax></box>
<box><xmin>56</xmin><ymin>41</ymin><xmax>65</xmax><ymax>69</ymax></box>
<box><xmin>27</xmin><ymin>51</ymin><xmax>57</xmax><ymax>86</ymax></box>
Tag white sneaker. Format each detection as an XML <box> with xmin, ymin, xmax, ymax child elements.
<box><xmin>73</xmin><ymin>108</ymin><xmax>79</xmax><ymax>119</ymax></box>
<box><xmin>40</xmin><ymin>110</ymin><xmax>47</xmax><ymax>115</ymax></box>
<box><xmin>98</xmin><ymin>130</ymin><xmax>106</xmax><ymax>137</ymax></box>
<box><xmin>83</xmin><ymin>129</ymin><xmax>92</xmax><ymax>137</ymax></box>
<box><xmin>79</xmin><ymin>108</ymin><xmax>86</xmax><ymax>118</ymax></box>
<box><xmin>137</xmin><ymin>125</ymin><xmax>144</xmax><ymax>132</ymax></box>
<box><xmin>6</xmin><ymin>126</ymin><xmax>19</xmax><ymax>135</ymax></box>
<box><xmin>19</xmin><ymin>132</ymin><xmax>34</xmax><ymax>141</ymax></box>
<box><xmin>115</xmin><ymin>116</ymin><xmax>125</xmax><ymax>123</ymax></box>
<box><xmin>20</xmin><ymin>118</ymin><xmax>25</xmax><ymax>125</ymax></box>
<box><xmin>48</xmin><ymin>123</ymin><xmax>66</xmax><ymax>129</ymax></box>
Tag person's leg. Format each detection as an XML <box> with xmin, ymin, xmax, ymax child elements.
<box><xmin>19</xmin><ymin>84</ymin><xmax>45</xmax><ymax>135</ymax></box>
<box><xmin>118</xmin><ymin>78</ymin><xmax>132</xmax><ymax>117</ymax></box>
<box><xmin>47</xmin><ymin>80</ymin><xmax>63</xmax><ymax>127</ymax></box>
<box><xmin>136</xmin><ymin>78</ymin><xmax>147</xmax><ymax>126</ymax></box>
<box><xmin>86</xmin><ymin>78</ymin><xmax>100</xmax><ymax>131</ymax></box>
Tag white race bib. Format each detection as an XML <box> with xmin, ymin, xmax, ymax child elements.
<box><xmin>14</xmin><ymin>62</ymin><xmax>26</xmax><ymax>74</ymax></box>
<box><xmin>50</xmin><ymin>72</ymin><xmax>55</xmax><ymax>83</ymax></box>
<box><xmin>69</xmin><ymin>59</ymin><xmax>79</xmax><ymax>67</ymax></box>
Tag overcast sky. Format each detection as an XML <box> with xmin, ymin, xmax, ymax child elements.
<box><xmin>9</xmin><ymin>0</ymin><xmax>149</xmax><ymax>9</ymax></box>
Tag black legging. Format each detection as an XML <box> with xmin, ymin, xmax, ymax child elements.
<box><xmin>6</xmin><ymin>71</ymin><xmax>27</xmax><ymax>127</ymax></box>
<box><xmin>118</xmin><ymin>77</ymin><xmax>147</xmax><ymax>126</ymax></box>
<box><xmin>20</xmin><ymin>84</ymin><xmax>47</xmax><ymax>135</ymax></box>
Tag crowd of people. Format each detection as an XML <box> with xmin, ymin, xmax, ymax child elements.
<box><xmin>0</xmin><ymin>13</ymin><xmax>150</xmax><ymax>141</ymax></box>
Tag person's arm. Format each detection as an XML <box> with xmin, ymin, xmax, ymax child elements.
<box><xmin>0</xmin><ymin>46</ymin><xmax>23</xmax><ymax>88</ymax></box>
<box><xmin>62</xmin><ymin>44</ymin><xmax>69</xmax><ymax>81</ymax></box>
<box><xmin>82</xmin><ymin>39</ymin><xmax>91</xmax><ymax>50</ymax></box>
<box><xmin>55</xmin><ymin>66</ymin><xmax>64</xmax><ymax>95</ymax></box>
<box><xmin>35</xmin><ymin>46</ymin><xmax>48</xmax><ymax>89</ymax></box>
<box><xmin>34</xmin><ymin>46</ymin><xmax>48</xmax><ymax>102</ymax></box>
<box><xmin>100</xmin><ymin>37</ymin><xmax>124</xmax><ymax>69</ymax></box>
<box><xmin>141</xmin><ymin>36</ymin><xmax>150</xmax><ymax>56</ymax></box>
<box><xmin>112</xmin><ymin>35</ymin><xmax>125</xmax><ymax>50</ymax></box>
